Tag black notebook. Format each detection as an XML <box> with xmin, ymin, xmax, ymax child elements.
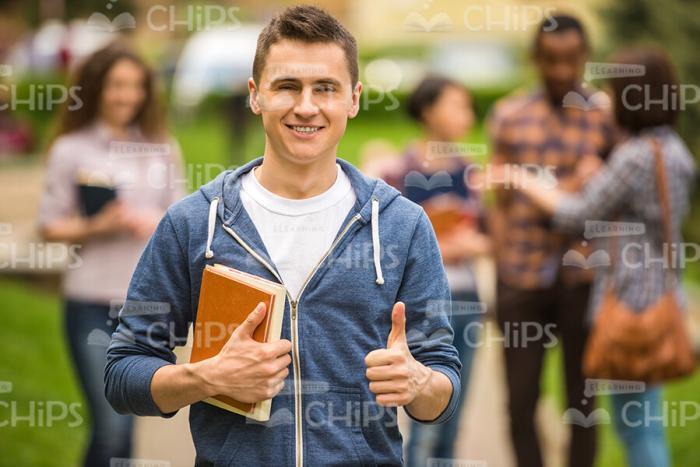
<box><xmin>76</xmin><ymin>171</ymin><xmax>117</xmax><ymax>217</ymax></box>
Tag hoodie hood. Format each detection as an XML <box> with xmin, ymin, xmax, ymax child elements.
<box><xmin>199</xmin><ymin>157</ymin><xmax>402</xmax><ymax>285</ymax></box>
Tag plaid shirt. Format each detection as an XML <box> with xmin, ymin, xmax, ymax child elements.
<box><xmin>553</xmin><ymin>126</ymin><xmax>696</xmax><ymax>318</ymax></box>
<box><xmin>489</xmin><ymin>89</ymin><xmax>615</xmax><ymax>289</ymax></box>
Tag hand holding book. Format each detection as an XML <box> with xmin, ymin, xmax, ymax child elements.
<box><xmin>150</xmin><ymin>298</ymin><xmax>290</xmax><ymax>418</ymax></box>
<box><xmin>85</xmin><ymin>200</ymin><xmax>132</xmax><ymax>236</ymax></box>
<box><xmin>197</xmin><ymin>302</ymin><xmax>292</xmax><ymax>405</ymax></box>
<box><xmin>189</xmin><ymin>264</ymin><xmax>289</xmax><ymax>420</ymax></box>
<box><xmin>76</xmin><ymin>170</ymin><xmax>155</xmax><ymax>240</ymax></box>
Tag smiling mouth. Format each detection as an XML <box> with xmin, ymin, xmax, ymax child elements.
<box><xmin>285</xmin><ymin>124</ymin><xmax>324</xmax><ymax>135</ymax></box>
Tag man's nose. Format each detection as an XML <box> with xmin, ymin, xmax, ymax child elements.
<box><xmin>293</xmin><ymin>88</ymin><xmax>320</xmax><ymax>118</ymax></box>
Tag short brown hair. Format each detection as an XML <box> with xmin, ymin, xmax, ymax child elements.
<box><xmin>407</xmin><ymin>75</ymin><xmax>469</xmax><ymax>123</ymax></box>
<box><xmin>608</xmin><ymin>47</ymin><xmax>679</xmax><ymax>133</ymax></box>
<box><xmin>252</xmin><ymin>5</ymin><xmax>359</xmax><ymax>86</ymax></box>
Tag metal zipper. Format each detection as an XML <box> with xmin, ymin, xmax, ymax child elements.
<box><xmin>292</xmin><ymin>214</ymin><xmax>362</xmax><ymax>308</ymax></box>
<box><xmin>222</xmin><ymin>213</ymin><xmax>361</xmax><ymax>467</ymax></box>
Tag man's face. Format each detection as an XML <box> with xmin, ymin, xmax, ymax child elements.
<box><xmin>533</xmin><ymin>30</ymin><xmax>587</xmax><ymax>104</ymax></box>
<box><xmin>248</xmin><ymin>39</ymin><xmax>362</xmax><ymax>165</ymax></box>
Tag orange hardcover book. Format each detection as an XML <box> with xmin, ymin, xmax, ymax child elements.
<box><xmin>190</xmin><ymin>264</ymin><xmax>286</xmax><ymax>421</ymax></box>
<box><xmin>423</xmin><ymin>197</ymin><xmax>475</xmax><ymax>240</ymax></box>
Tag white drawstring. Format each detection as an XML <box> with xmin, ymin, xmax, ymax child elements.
<box><xmin>206</xmin><ymin>195</ymin><xmax>383</xmax><ymax>283</ymax></box>
<box><xmin>371</xmin><ymin>197</ymin><xmax>384</xmax><ymax>285</ymax></box>
<box><xmin>205</xmin><ymin>197</ymin><xmax>219</xmax><ymax>259</ymax></box>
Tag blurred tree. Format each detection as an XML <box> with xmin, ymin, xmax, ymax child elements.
<box><xmin>600</xmin><ymin>0</ymin><xmax>700</xmax><ymax>151</ymax></box>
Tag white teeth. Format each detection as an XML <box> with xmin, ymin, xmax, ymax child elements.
<box><xmin>291</xmin><ymin>126</ymin><xmax>319</xmax><ymax>133</ymax></box>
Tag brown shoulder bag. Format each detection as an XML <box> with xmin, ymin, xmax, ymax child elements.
<box><xmin>582</xmin><ymin>138</ymin><xmax>696</xmax><ymax>384</ymax></box>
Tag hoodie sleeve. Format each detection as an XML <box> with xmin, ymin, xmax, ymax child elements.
<box><xmin>397</xmin><ymin>209</ymin><xmax>462</xmax><ymax>424</ymax></box>
<box><xmin>104</xmin><ymin>210</ymin><xmax>192</xmax><ymax>417</ymax></box>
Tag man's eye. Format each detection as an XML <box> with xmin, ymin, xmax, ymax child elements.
<box><xmin>316</xmin><ymin>85</ymin><xmax>336</xmax><ymax>93</ymax></box>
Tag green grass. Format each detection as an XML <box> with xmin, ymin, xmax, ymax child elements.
<box><xmin>0</xmin><ymin>278</ymin><xmax>86</xmax><ymax>467</ymax></box>
<box><xmin>542</xmin><ymin>334</ymin><xmax>700</xmax><ymax>467</ymax></box>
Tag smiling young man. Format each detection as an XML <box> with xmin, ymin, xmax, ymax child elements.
<box><xmin>105</xmin><ymin>5</ymin><xmax>461</xmax><ymax>466</ymax></box>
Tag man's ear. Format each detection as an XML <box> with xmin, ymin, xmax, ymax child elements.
<box><xmin>248</xmin><ymin>77</ymin><xmax>261</xmax><ymax>115</ymax></box>
<box><xmin>348</xmin><ymin>81</ymin><xmax>363</xmax><ymax>119</ymax></box>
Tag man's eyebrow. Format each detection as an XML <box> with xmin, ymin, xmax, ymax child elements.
<box><xmin>269</xmin><ymin>76</ymin><xmax>300</xmax><ymax>86</ymax></box>
<box><xmin>269</xmin><ymin>76</ymin><xmax>343</xmax><ymax>87</ymax></box>
<box><xmin>314</xmin><ymin>78</ymin><xmax>342</xmax><ymax>87</ymax></box>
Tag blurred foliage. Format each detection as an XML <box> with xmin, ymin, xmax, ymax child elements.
<box><xmin>7</xmin><ymin>73</ymin><xmax>67</xmax><ymax>151</ymax></box>
<box><xmin>10</xmin><ymin>0</ymin><xmax>137</xmax><ymax>25</ymax></box>
<box><xmin>599</xmin><ymin>0</ymin><xmax>700</xmax><ymax>152</ymax></box>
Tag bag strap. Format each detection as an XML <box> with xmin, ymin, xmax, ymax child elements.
<box><xmin>650</xmin><ymin>137</ymin><xmax>677</xmax><ymax>287</ymax></box>
<box><xmin>605</xmin><ymin>136</ymin><xmax>675</xmax><ymax>292</ymax></box>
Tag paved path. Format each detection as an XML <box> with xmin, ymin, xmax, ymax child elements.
<box><xmin>132</xmin><ymin>320</ymin><xmax>570</xmax><ymax>467</ymax></box>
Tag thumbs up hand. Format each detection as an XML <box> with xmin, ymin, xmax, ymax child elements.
<box><xmin>364</xmin><ymin>302</ymin><xmax>433</xmax><ymax>407</ymax></box>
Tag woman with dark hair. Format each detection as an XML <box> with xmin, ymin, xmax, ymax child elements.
<box><xmin>504</xmin><ymin>48</ymin><xmax>696</xmax><ymax>467</ymax></box>
<box><xmin>38</xmin><ymin>41</ymin><xmax>185</xmax><ymax>466</ymax></box>
<box><xmin>380</xmin><ymin>75</ymin><xmax>490</xmax><ymax>466</ymax></box>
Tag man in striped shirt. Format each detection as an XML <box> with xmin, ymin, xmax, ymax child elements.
<box><xmin>488</xmin><ymin>14</ymin><xmax>615</xmax><ymax>467</ymax></box>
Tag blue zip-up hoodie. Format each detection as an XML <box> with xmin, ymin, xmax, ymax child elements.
<box><xmin>105</xmin><ymin>157</ymin><xmax>461</xmax><ymax>466</ymax></box>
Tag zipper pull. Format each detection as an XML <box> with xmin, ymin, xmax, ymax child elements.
<box><xmin>291</xmin><ymin>300</ymin><xmax>297</xmax><ymax>320</ymax></box>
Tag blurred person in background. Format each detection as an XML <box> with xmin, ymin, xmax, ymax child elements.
<box><xmin>379</xmin><ymin>75</ymin><xmax>490</xmax><ymax>466</ymax></box>
<box><xmin>37</xmin><ymin>41</ymin><xmax>185</xmax><ymax>467</ymax></box>
<box><xmin>487</xmin><ymin>14</ymin><xmax>615</xmax><ymax>467</ymax></box>
<box><xmin>507</xmin><ymin>47</ymin><xmax>695</xmax><ymax>467</ymax></box>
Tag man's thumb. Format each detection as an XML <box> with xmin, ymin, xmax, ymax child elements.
<box><xmin>387</xmin><ymin>302</ymin><xmax>407</xmax><ymax>348</ymax></box>
<box><xmin>233</xmin><ymin>302</ymin><xmax>267</xmax><ymax>340</ymax></box>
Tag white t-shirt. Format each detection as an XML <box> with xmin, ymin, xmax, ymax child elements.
<box><xmin>240</xmin><ymin>164</ymin><xmax>357</xmax><ymax>299</ymax></box>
